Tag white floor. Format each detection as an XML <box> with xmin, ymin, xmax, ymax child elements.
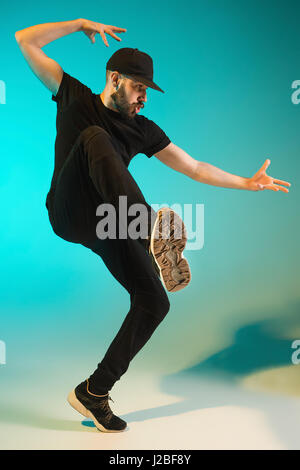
<box><xmin>1</xmin><ymin>369</ymin><xmax>300</xmax><ymax>450</ymax></box>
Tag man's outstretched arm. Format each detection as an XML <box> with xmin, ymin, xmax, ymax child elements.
<box><xmin>155</xmin><ymin>142</ymin><xmax>291</xmax><ymax>193</ymax></box>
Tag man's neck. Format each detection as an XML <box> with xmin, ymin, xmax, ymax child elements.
<box><xmin>100</xmin><ymin>91</ymin><xmax>119</xmax><ymax>113</ymax></box>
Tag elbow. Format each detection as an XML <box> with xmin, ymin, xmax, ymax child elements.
<box><xmin>191</xmin><ymin>160</ymin><xmax>200</xmax><ymax>181</ymax></box>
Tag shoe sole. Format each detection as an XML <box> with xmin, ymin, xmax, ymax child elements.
<box><xmin>67</xmin><ymin>389</ymin><xmax>127</xmax><ymax>433</ymax></box>
<box><xmin>150</xmin><ymin>208</ymin><xmax>191</xmax><ymax>292</ymax></box>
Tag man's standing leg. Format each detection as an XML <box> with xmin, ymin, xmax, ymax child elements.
<box><xmin>66</xmin><ymin>234</ymin><xmax>170</xmax><ymax>432</ymax></box>
<box><xmin>82</xmin><ymin>235</ymin><xmax>170</xmax><ymax>395</ymax></box>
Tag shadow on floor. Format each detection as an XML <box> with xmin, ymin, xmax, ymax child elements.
<box><xmin>1</xmin><ymin>300</ymin><xmax>299</xmax><ymax>447</ymax></box>
<box><xmin>121</xmin><ymin>299</ymin><xmax>300</xmax><ymax>448</ymax></box>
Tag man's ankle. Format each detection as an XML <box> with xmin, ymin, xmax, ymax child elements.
<box><xmin>86</xmin><ymin>379</ymin><xmax>109</xmax><ymax>397</ymax></box>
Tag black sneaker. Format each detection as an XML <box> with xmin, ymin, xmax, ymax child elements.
<box><xmin>67</xmin><ymin>380</ymin><xmax>127</xmax><ymax>432</ymax></box>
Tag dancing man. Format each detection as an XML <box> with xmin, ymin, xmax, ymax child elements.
<box><xmin>15</xmin><ymin>17</ymin><xmax>291</xmax><ymax>433</ymax></box>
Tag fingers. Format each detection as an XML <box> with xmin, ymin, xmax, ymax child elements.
<box><xmin>273</xmin><ymin>184</ymin><xmax>289</xmax><ymax>193</ymax></box>
<box><xmin>273</xmin><ymin>178</ymin><xmax>291</xmax><ymax>187</ymax></box>
<box><xmin>261</xmin><ymin>184</ymin><xmax>278</xmax><ymax>191</ymax></box>
<box><xmin>110</xmin><ymin>26</ymin><xmax>127</xmax><ymax>32</ymax></box>
<box><xmin>106</xmin><ymin>30</ymin><xmax>122</xmax><ymax>42</ymax></box>
<box><xmin>99</xmin><ymin>28</ymin><xmax>126</xmax><ymax>47</ymax></box>
<box><xmin>106</xmin><ymin>25</ymin><xmax>127</xmax><ymax>42</ymax></box>
<box><xmin>262</xmin><ymin>184</ymin><xmax>289</xmax><ymax>193</ymax></box>
<box><xmin>99</xmin><ymin>29</ymin><xmax>109</xmax><ymax>47</ymax></box>
<box><xmin>92</xmin><ymin>25</ymin><xmax>127</xmax><ymax>47</ymax></box>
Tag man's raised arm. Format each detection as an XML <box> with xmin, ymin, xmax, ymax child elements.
<box><xmin>15</xmin><ymin>19</ymin><xmax>84</xmax><ymax>49</ymax></box>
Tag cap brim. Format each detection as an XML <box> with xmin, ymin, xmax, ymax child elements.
<box><xmin>124</xmin><ymin>74</ymin><xmax>165</xmax><ymax>93</ymax></box>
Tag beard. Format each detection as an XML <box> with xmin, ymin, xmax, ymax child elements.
<box><xmin>110</xmin><ymin>83</ymin><xmax>138</xmax><ymax>121</ymax></box>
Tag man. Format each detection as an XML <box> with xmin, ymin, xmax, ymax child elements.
<box><xmin>15</xmin><ymin>18</ymin><xmax>291</xmax><ymax>433</ymax></box>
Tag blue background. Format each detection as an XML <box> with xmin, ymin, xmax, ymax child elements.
<box><xmin>1</xmin><ymin>0</ymin><xmax>299</xmax><ymax>417</ymax></box>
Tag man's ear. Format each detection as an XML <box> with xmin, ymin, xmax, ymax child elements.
<box><xmin>111</xmin><ymin>71</ymin><xmax>120</xmax><ymax>89</ymax></box>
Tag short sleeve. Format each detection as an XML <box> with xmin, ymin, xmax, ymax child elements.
<box><xmin>51</xmin><ymin>71</ymin><xmax>92</xmax><ymax>111</ymax></box>
<box><xmin>141</xmin><ymin>117</ymin><xmax>171</xmax><ymax>158</ymax></box>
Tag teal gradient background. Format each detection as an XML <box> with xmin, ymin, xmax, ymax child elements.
<box><xmin>1</xmin><ymin>0</ymin><xmax>299</xmax><ymax>441</ymax></box>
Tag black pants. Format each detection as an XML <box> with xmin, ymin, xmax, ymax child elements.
<box><xmin>47</xmin><ymin>126</ymin><xmax>170</xmax><ymax>394</ymax></box>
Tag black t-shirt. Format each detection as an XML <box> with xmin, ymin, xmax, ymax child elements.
<box><xmin>46</xmin><ymin>71</ymin><xmax>171</xmax><ymax>209</ymax></box>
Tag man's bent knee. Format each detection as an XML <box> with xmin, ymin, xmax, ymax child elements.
<box><xmin>134</xmin><ymin>285</ymin><xmax>170</xmax><ymax>321</ymax></box>
<box><xmin>77</xmin><ymin>126</ymin><xmax>119</xmax><ymax>165</ymax></box>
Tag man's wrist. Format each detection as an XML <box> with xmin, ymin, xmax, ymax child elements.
<box><xmin>223</xmin><ymin>176</ymin><xmax>250</xmax><ymax>190</ymax></box>
<box><xmin>241</xmin><ymin>177</ymin><xmax>251</xmax><ymax>190</ymax></box>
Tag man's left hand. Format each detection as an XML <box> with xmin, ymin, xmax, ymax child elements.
<box><xmin>246</xmin><ymin>159</ymin><xmax>291</xmax><ymax>193</ymax></box>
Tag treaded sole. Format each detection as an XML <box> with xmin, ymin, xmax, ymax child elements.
<box><xmin>67</xmin><ymin>389</ymin><xmax>127</xmax><ymax>433</ymax></box>
<box><xmin>150</xmin><ymin>208</ymin><xmax>191</xmax><ymax>292</ymax></box>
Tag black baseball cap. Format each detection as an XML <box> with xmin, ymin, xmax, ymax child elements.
<box><xmin>106</xmin><ymin>47</ymin><xmax>164</xmax><ymax>93</ymax></box>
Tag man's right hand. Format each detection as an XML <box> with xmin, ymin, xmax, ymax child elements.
<box><xmin>80</xmin><ymin>19</ymin><xmax>127</xmax><ymax>46</ymax></box>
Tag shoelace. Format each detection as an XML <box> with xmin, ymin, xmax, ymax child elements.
<box><xmin>96</xmin><ymin>395</ymin><xmax>115</xmax><ymax>420</ymax></box>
